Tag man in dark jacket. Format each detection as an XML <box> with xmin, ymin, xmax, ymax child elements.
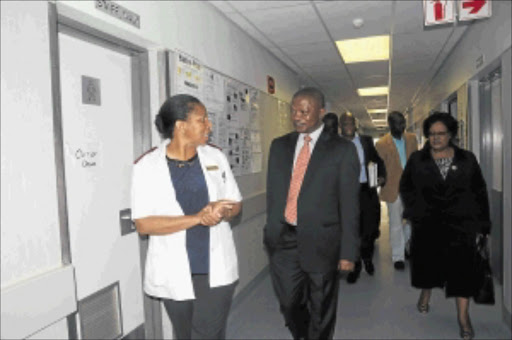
<box><xmin>264</xmin><ymin>88</ymin><xmax>360</xmax><ymax>339</ymax></box>
<box><xmin>340</xmin><ymin>112</ymin><xmax>386</xmax><ymax>284</ymax></box>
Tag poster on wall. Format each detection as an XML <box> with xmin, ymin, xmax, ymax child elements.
<box><xmin>173</xmin><ymin>50</ymin><xmax>264</xmax><ymax>176</ymax></box>
<box><xmin>202</xmin><ymin>68</ymin><xmax>226</xmax><ymax>148</ymax></box>
<box><xmin>278</xmin><ymin>100</ymin><xmax>291</xmax><ymax>135</ymax></box>
<box><xmin>175</xmin><ymin>51</ymin><xmax>203</xmax><ymax>101</ymax></box>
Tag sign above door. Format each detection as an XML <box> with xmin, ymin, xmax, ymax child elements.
<box><xmin>423</xmin><ymin>0</ymin><xmax>492</xmax><ymax>26</ymax></box>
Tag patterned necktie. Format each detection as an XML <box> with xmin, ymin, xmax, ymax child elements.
<box><xmin>284</xmin><ymin>135</ymin><xmax>312</xmax><ymax>224</ymax></box>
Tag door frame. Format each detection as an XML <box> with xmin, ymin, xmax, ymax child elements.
<box><xmin>48</xmin><ymin>3</ymin><xmax>159</xmax><ymax>339</ymax></box>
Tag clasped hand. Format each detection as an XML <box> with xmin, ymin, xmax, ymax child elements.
<box><xmin>197</xmin><ymin>200</ymin><xmax>236</xmax><ymax>226</ymax></box>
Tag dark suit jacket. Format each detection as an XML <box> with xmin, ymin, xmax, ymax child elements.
<box><xmin>399</xmin><ymin>142</ymin><xmax>491</xmax><ymax>234</ymax></box>
<box><xmin>264</xmin><ymin>128</ymin><xmax>361</xmax><ymax>272</ymax></box>
<box><xmin>358</xmin><ymin>134</ymin><xmax>386</xmax><ymax>185</ymax></box>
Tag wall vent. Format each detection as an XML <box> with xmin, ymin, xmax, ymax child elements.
<box><xmin>78</xmin><ymin>282</ymin><xmax>123</xmax><ymax>339</ymax></box>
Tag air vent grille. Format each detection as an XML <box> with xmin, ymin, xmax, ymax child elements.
<box><xmin>78</xmin><ymin>282</ymin><xmax>123</xmax><ymax>339</ymax></box>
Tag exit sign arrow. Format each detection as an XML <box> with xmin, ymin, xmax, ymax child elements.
<box><xmin>462</xmin><ymin>0</ymin><xmax>486</xmax><ymax>14</ymax></box>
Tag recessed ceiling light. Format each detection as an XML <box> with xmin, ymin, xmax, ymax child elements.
<box><xmin>352</xmin><ymin>18</ymin><xmax>364</xmax><ymax>28</ymax></box>
<box><xmin>367</xmin><ymin>109</ymin><xmax>388</xmax><ymax>114</ymax></box>
<box><xmin>335</xmin><ymin>35</ymin><xmax>389</xmax><ymax>64</ymax></box>
<box><xmin>357</xmin><ymin>86</ymin><xmax>388</xmax><ymax>96</ymax></box>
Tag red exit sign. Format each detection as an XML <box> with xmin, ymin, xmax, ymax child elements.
<box><xmin>424</xmin><ymin>0</ymin><xmax>491</xmax><ymax>26</ymax></box>
<box><xmin>458</xmin><ymin>0</ymin><xmax>491</xmax><ymax>21</ymax></box>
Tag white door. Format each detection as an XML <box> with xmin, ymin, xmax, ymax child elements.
<box><xmin>58</xmin><ymin>31</ymin><xmax>144</xmax><ymax>338</ymax></box>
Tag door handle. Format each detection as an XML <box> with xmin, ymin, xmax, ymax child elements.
<box><xmin>119</xmin><ymin>208</ymin><xmax>135</xmax><ymax>235</ymax></box>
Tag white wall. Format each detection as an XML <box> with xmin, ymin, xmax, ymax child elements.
<box><xmin>56</xmin><ymin>1</ymin><xmax>299</xmax><ymax>102</ymax></box>
<box><xmin>2</xmin><ymin>1</ymin><xmax>299</xmax><ymax>338</ymax></box>
<box><xmin>1</xmin><ymin>1</ymin><xmax>62</xmax><ymax>289</ymax></box>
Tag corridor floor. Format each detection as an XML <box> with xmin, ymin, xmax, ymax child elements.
<box><xmin>226</xmin><ymin>205</ymin><xmax>511</xmax><ymax>339</ymax></box>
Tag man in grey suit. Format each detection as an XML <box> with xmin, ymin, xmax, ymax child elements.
<box><xmin>264</xmin><ymin>87</ymin><xmax>360</xmax><ymax>339</ymax></box>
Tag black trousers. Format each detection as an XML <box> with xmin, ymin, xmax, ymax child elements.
<box><xmin>268</xmin><ymin>225</ymin><xmax>340</xmax><ymax>340</ymax></box>
<box><xmin>162</xmin><ymin>275</ymin><xmax>237</xmax><ymax>339</ymax></box>
<box><xmin>358</xmin><ymin>183</ymin><xmax>381</xmax><ymax>261</ymax></box>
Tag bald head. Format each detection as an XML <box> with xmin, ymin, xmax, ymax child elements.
<box><xmin>340</xmin><ymin>112</ymin><xmax>357</xmax><ymax>139</ymax></box>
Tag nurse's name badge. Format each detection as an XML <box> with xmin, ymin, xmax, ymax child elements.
<box><xmin>206</xmin><ymin>165</ymin><xmax>219</xmax><ymax>171</ymax></box>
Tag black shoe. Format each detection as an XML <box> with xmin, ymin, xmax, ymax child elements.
<box><xmin>363</xmin><ymin>260</ymin><xmax>375</xmax><ymax>275</ymax></box>
<box><xmin>394</xmin><ymin>261</ymin><xmax>405</xmax><ymax>270</ymax></box>
<box><xmin>346</xmin><ymin>270</ymin><xmax>360</xmax><ymax>284</ymax></box>
<box><xmin>346</xmin><ymin>261</ymin><xmax>361</xmax><ymax>284</ymax></box>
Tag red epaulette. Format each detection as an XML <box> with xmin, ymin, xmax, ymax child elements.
<box><xmin>133</xmin><ymin>147</ymin><xmax>157</xmax><ymax>164</ymax></box>
<box><xmin>207</xmin><ymin>142</ymin><xmax>222</xmax><ymax>151</ymax></box>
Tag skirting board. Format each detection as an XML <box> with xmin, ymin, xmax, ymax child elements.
<box><xmin>1</xmin><ymin>265</ymin><xmax>77</xmax><ymax>339</ymax></box>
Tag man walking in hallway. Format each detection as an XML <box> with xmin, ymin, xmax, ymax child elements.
<box><xmin>375</xmin><ymin>111</ymin><xmax>418</xmax><ymax>270</ymax></box>
<box><xmin>264</xmin><ymin>87</ymin><xmax>360</xmax><ymax>339</ymax></box>
<box><xmin>340</xmin><ymin>112</ymin><xmax>386</xmax><ymax>283</ymax></box>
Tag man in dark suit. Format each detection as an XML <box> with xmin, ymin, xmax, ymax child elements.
<box><xmin>340</xmin><ymin>112</ymin><xmax>386</xmax><ymax>284</ymax></box>
<box><xmin>264</xmin><ymin>87</ymin><xmax>360</xmax><ymax>340</ymax></box>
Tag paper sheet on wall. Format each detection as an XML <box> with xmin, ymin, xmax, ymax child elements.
<box><xmin>175</xmin><ymin>52</ymin><xmax>203</xmax><ymax>101</ymax></box>
<box><xmin>203</xmin><ymin>69</ymin><xmax>225</xmax><ymax>113</ymax></box>
<box><xmin>278</xmin><ymin>100</ymin><xmax>291</xmax><ymax>135</ymax></box>
<box><xmin>251</xmin><ymin>152</ymin><xmax>263</xmax><ymax>173</ymax></box>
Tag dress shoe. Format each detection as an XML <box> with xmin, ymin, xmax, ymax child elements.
<box><xmin>394</xmin><ymin>261</ymin><xmax>405</xmax><ymax>270</ymax></box>
<box><xmin>346</xmin><ymin>270</ymin><xmax>360</xmax><ymax>284</ymax></box>
<box><xmin>363</xmin><ymin>259</ymin><xmax>375</xmax><ymax>275</ymax></box>
<box><xmin>346</xmin><ymin>261</ymin><xmax>362</xmax><ymax>284</ymax></box>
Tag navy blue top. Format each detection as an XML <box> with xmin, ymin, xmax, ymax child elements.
<box><xmin>167</xmin><ymin>154</ymin><xmax>210</xmax><ymax>274</ymax></box>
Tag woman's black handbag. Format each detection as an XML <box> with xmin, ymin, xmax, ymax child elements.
<box><xmin>473</xmin><ymin>234</ymin><xmax>495</xmax><ymax>305</ymax></box>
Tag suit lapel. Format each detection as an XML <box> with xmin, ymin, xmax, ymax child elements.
<box><xmin>283</xmin><ymin>132</ymin><xmax>299</xmax><ymax>189</ymax></box>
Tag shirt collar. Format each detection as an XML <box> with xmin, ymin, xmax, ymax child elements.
<box><xmin>300</xmin><ymin>123</ymin><xmax>324</xmax><ymax>144</ymax></box>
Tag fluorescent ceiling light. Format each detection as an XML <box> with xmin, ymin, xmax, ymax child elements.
<box><xmin>357</xmin><ymin>87</ymin><xmax>388</xmax><ymax>96</ymax></box>
<box><xmin>336</xmin><ymin>35</ymin><xmax>389</xmax><ymax>64</ymax></box>
<box><xmin>372</xmin><ymin>119</ymin><xmax>387</xmax><ymax>124</ymax></box>
<box><xmin>367</xmin><ymin>109</ymin><xmax>388</xmax><ymax>114</ymax></box>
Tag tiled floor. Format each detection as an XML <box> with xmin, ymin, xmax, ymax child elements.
<box><xmin>227</xmin><ymin>204</ymin><xmax>511</xmax><ymax>339</ymax></box>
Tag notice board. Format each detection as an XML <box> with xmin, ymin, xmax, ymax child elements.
<box><xmin>167</xmin><ymin>50</ymin><xmax>293</xmax><ymax>220</ymax></box>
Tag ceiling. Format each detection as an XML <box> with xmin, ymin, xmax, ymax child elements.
<box><xmin>209</xmin><ymin>0</ymin><xmax>469</xmax><ymax>131</ymax></box>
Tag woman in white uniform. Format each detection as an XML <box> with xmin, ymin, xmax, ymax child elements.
<box><xmin>131</xmin><ymin>94</ymin><xmax>242</xmax><ymax>339</ymax></box>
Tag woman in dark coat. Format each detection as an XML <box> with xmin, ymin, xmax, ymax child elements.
<box><xmin>399</xmin><ymin>112</ymin><xmax>491</xmax><ymax>340</ymax></box>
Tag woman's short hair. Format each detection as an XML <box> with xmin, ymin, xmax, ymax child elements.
<box><xmin>292</xmin><ymin>87</ymin><xmax>325</xmax><ymax>109</ymax></box>
<box><xmin>423</xmin><ymin>111</ymin><xmax>458</xmax><ymax>140</ymax></box>
<box><xmin>155</xmin><ymin>94</ymin><xmax>202</xmax><ymax>139</ymax></box>
<box><xmin>322</xmin><ymin>112</ymin><xmax>339</xmax><ymax>135</ymax></box>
